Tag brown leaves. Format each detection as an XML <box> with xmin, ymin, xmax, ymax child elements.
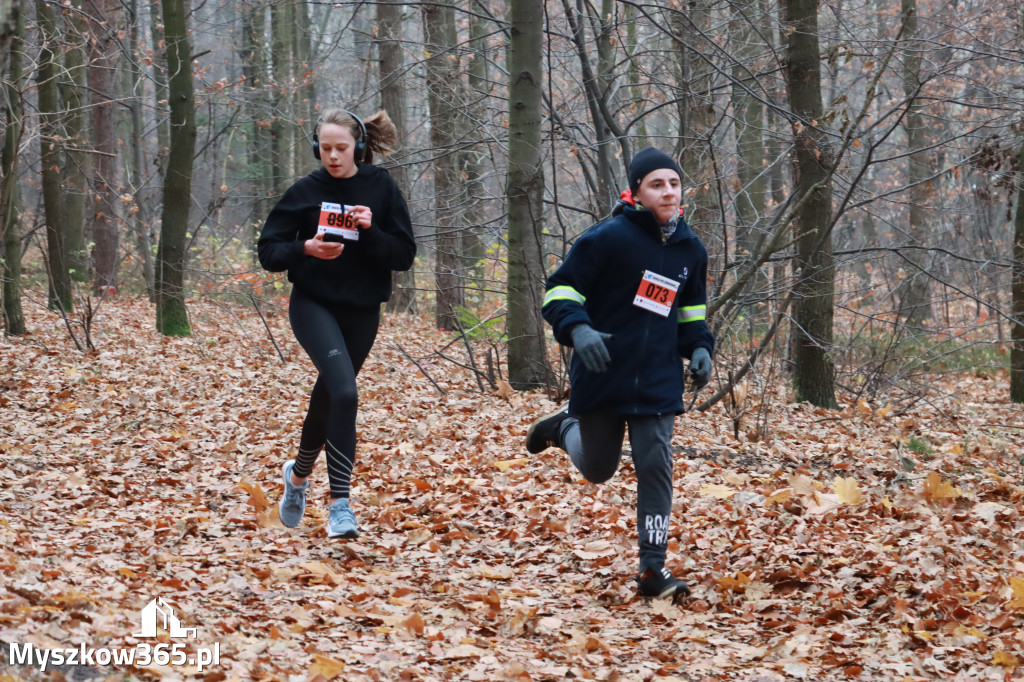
<box><xmin>922</xmin><ymin>471</ymin><xmax>961</xmax><ymax>502</ymax></box>
<box><xmin>3</xmin><ymin>298</ymin><xmax>1024</xmax><ymax>680</ymax></box>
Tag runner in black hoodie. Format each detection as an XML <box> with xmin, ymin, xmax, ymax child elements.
<box><xmin>258</xmin><ymin>108</ymin><xmax>416</xmax><ymax>538</ymax></box>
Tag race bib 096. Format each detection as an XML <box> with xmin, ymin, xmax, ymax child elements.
<box><xmin>317</xmin><ymin>202</ymin><xmax>359</xmax><ymax>241</ymax></box>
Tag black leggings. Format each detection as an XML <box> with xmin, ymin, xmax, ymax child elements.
<box><xmin>288</xmin><ymin>287</ymin><xmax>380</xmax><ymax>499</ymax></box>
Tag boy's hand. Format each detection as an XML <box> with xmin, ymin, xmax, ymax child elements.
<box><xmin>571</xmin><ymin>324</ymin><xmax>613</xmax><ymax>373</ymax></box>
<box><xmin>689</xmin><ymin>347</ymin><xmax>712</xmax><ymax>389</ymax></box>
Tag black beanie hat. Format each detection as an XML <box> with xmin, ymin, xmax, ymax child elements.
<box><xmin>629</xmin><ymin>147</ymin><xmax>683</xmax><ymax>194</ymax></box>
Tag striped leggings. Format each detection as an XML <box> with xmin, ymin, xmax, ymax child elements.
<box><xmin>288</xmin><ymin>287</ymin><xmax>380</xmax><ymax>499</ymax></box>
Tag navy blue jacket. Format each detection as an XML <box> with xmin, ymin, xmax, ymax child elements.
<box><xmin>542</xmin><ymin>205</ymin><xmax>715</xmax><ymax>416</ymax></box>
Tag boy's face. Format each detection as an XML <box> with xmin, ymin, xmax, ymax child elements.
<box><xmin>633</xmin><ymin>169</ymin><xmax>682</xmax><ymax>225</ymax></box>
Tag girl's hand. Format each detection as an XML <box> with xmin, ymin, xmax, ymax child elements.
<box><xmin>350</xmin><ymin>205</ymin><xmax>373</xmax><ymax>230</ymax></box>
<box><xmin>304</xmin><ymin>232</ymin><xmax>345</xmax><ymax>260</ymax></box>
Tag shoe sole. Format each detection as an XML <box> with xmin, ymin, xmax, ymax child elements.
<box><xmin>639</xmin><ymin>584</ymin><xmax>690</xmax><ymax>601</ymax></box>
<box><xmin>326</xmin><ymin>528</ymin><xmax>359</xmax><ymax>539</ymax></box>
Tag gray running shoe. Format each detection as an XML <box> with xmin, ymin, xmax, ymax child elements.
<box><xmin>279</xmin><ymin>460</ymin><xmax>308</xmax><ymax>528</ymax></box>
<box><xmin>327</xmin><ymin>498</ymin><xmax>359</xmax><ymax>538</ymax></box>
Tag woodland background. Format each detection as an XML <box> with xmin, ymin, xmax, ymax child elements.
<box><xmin>1</xmin><ymin>0</ymin><xmax>1024</xmax><ymax>679</ymax></box>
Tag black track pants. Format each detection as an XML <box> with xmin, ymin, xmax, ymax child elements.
<box><xmin>288</xmin><ymin>287</ymin><xmax>379</xmax><ymax>499</ymax></box>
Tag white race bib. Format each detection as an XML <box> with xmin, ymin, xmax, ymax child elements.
<box><xmin>316</xmin><ymin>202</ymin><xmax>359</xmax><ymax>241</ymax></box>
<box><xmin>633</xmin><ymin>270</ymin><xmax>679</xmax><ymax>317</ymax></box>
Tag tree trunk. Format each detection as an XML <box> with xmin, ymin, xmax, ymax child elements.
<box><xmin>239</xmin><ymin>0</ymin><xmax>272</xmax><ymax>253</ymax></box>
<box><xmin>155</xmin><ymin>0</ymin><xmax>196</xmax><ymax>336</ymax></box>
<box><xmin>460</xmin><ymin>0</ymin><xmax>488</xmax><ymax>299</ymax></box>
<box><xmin>61</xmin><ymin>0</ymin><xmax>89</xmax><ymax>283</ymax></box>
<box><xmin>270</xmin><ymin>0</ymin><xmax>292</xmax><ymax>196</ymax></box>
<box><xmin>126</xmin><ymin>0</ymin><xmax>154</xmax><ymax>299</ymax></box>
<box><xmin>506</xmin><ymin>0</ymin><xmax>553</xmax><ymax>389</ymax></box>
<box><xmin>37</xmin><ymin>0</ymin><xmax>72</xmax><ymax>311</ymax></box>
<box><xmin>1011</xmin><ymin>136</ymin><xmax>1024</xmax><ymax>403</ymax></box>
<box><xmin>624</xmin><ymin>3</ymin><xmax>648</xmax><ymax>147</ymax></box>
<box><xmin>377</xmin><ymin>0</ymin><xmax>417</xmax><ymax>314</ymax></box>
<box><xmin>731</xmin><ymin>0</ymin><xmax>767</xmax><ymax>264</ymax></box>
<box><xmin>423</xmin><ymin>0</ymin><xmax>464</xmax><ymax>330</ymax></box>
<box><xmin>87</xmin><ymin>0</ymin><xmax>121</xmax><ymax>296</ymax></box>
<box><xmin>785</xmin><ymin>0</ymin><xmax>837</xmax><ymax>408</ymax></box>
<box><xmin>675</xmin><ymin>0</ymin><xmax>718</xmax><ymax>248</ymax></box>
<box><xmin>897</xmin><ymin>0</ymin><xmax>932</xmax><ymax>327</ymax></box>
<box><xmin>0</xmin><ymin>0</ymin><xmax>15</xmax><ymax>69</ymax></box>
<box><xmin>561</xmin><ymin>0</ymin><xmax>616</xmax><ymax>215</ymax></box>
<box><xmin>1</xmin><ymin>0</ymin><xmax>24</xmax><ymax>335</ymax></box>
<box><xmin>149</xmin><ymin>0</ymin><xmax>169</xmax><ymax>169</ymax></box>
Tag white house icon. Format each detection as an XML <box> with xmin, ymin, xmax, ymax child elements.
<box><xmin>134</xmin><ymin>597</ymin><xmax>198</xmax><ymax>639</ymax></box>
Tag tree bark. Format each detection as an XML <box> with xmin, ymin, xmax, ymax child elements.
<box><xmin>675</xmin><ymin>0</ymin><xmax>718</xmax><ymax>248</ymax></box>
<box><xmin>87</xmin><ymin>0</ymin><xmax>122</xmax><ymax>296</ymax></box>
<box><xmin>37</xmin><ymin>0</ymin><xmax>72</xmax><ymax>311</ymax></box>
<box><xmin>897</xmin><ymin>0</ymin><xmax>932</xmax><ymax>327</ymax></box>
<box><xmin>239</xmin><ymin>0</ymin><xmax>272</xmax><ymax>253</ymax></box>
<box><xmin>155</xmin><ymin>0</ymin><xmax>196</xmax><ymax>336</ymax></box>
<box><xmin>423</xmin><ymin>0</ymin><xmax>464</xmax><ymax>330</ymax></box>
<box><xmin>270</xmin><ymin>0</ymin><xmax>292</xmax><ymax>196</ymax></box>
<box><xmin>1</xmin><ymin>0</ymin><xmax>24</xmax><ymax>335</ymax></box>
<box><xmin>506</xmin><ymin>0</ymin><xmax>553</xmax><ymax>389</ymax></box>
<box><xmin>1011</xmin><ymin>136</ymin><xmax>1024</xmax><ymax>403</ymax></box>
<box><xmin>785</xmin><ymin>0</ymin><xmax>837</xmax><ymax>408</ymax></box>
<box><xmin>460</xmin><ymin>0</ymin><xmax>489</xmax><ymax>295</ymax></box>
<box><xmin>126</xmin><ymin>0</ymin><xmax>154</xmax><ymax>299</ymax></box>
<box><xmin>61</xmin><ymin>0</ymin><xmax>89</xmax><ymax>283</ymax></box>
<box><xmin>377</xmin><ymin>0</ymin><xmax>417</xmax><ymax>314</ymax></box>
<box><xmin>731</xmin><ymin>0</ymin><xmax>767</xmax><ymax>264</ymax></box>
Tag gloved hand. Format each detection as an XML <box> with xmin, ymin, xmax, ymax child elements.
<box><xmin>689</xmin><ymin>347</ymin><xmax>712</xmax><ymax>390</ymax></box>
<box><xmin>570</xmin><ymin>324</ymin><xmax>613</xmax><ymax>373</ymax></box>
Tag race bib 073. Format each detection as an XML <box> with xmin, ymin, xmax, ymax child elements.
<box><xmin>317</xmin><ymin>202</ymin><xmax>359</xmax><ymax>241</ymax></box>
<box><xmin>633</xmin><ymin>270</ymin><xmax>679</xmax><ymax>317</ymax></box>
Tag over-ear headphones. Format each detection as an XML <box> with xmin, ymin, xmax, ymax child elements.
<box><xmin>312</xmin><ymin>110</ymin><xmax>368</xmax><ymax>163</ymax></box>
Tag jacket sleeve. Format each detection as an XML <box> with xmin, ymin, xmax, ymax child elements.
<box><xmin>257</xmin><ymin>185</ymin><xmax>307</xmax><ymax>273</ymax></box>
<box><xmin>360</xmin><ymin>173</ymin><xmax>417</xmax><ymax>272</ymax></box>
<box><xmin>541</xmin><ymin>232</ymin><xmax>601</xmax><ymax>347</ymax></box>
<box><xmin>676</xmin><ymin>249</ymin><xmax>715</xmax><ymax>359</ymax></box>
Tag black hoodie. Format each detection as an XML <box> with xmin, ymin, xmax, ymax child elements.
<box><xmin>257</xmin><ymin>165</ymin><xmax>416</xmax><ymax>309</ymax></box>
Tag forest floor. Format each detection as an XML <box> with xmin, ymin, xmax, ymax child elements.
<box><xmin>1</xmin><ymin>295</ymin><xmax>1023</xmax><ymax>682</ymax></box>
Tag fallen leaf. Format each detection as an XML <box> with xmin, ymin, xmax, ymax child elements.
<box><xmin>699</xmin><ymin>483</ymin><xmax>736</xmax><ymax>499</ymax></box>
<box><xmin>922</xmin><ymin>471</ymin><xmax>960</xmax><ymax>501</ymax></box>
<box><xmin>833</xmin><ymin>476</ymin><xmax>863</xmax><ymax>505</ymax></box>
<box><xmin>479</xmin><ymin>564</ymin><xmax>514</xmax><ymax>580</ymax></box>
<box><xmin>1007</xmin><ymin>576</ymin><xmax>1024</xmax><ymax>610</ymax></box>
<box><xmin>237</xmin><ymin>481</ymin><xmax>271</xmax><ymax>513</ymax></box>
<box><xmin>993</xmin><ymin>650</ymin><xmax>1018</xmax><ymax>669</ymax></box>
<box><xmin>308</xmin><ymin>654</ymin><xmax>345</xmax><ymax>679</ymax></box>
<box><xmin>494</xmin><ymin>458</ymin><xmax>528</xmax><ymax>472</ymax></box>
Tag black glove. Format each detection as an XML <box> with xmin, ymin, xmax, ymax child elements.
<box><xmin>689</xmin><ymin>347</ymin><xmax>712</xmax><ymax>389</ymax></box>
<box><xmin>570</xmin><ymin>324</ymin><xmax>613</xmax><ymax>373</ymax></box>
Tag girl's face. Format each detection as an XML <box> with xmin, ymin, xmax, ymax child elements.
<box><xmin>633</xmin><ymin>169</ymin><xmax>682</xmax><ymax>225</ymax></box>
<box><xmin>318</xmin><ymin>123</ymin><xmax>358</xmax><ymax>178</ymax></box>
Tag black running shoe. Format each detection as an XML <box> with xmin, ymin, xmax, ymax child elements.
<box><xmin>637</xmin><ymin>567</ymin><xmax>691</xmax><ymax>601</ymax></box>
<box><xmin>525</xmin><ymin>405</ymin><xmax>570</xmax><ymax>454</ymax></box>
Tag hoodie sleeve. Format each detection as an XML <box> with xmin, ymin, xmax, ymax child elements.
<box><xmin>676</xmin><ymin>248</ymin><xmax>715</xmax><ymax>359</ymax></box>
<box><xmin>359</xmin><ymin>172</ymin><xmax>417</xmax><ymax>272</ymax></box>
<box><xmin>541</xmin><ymin>232</ymin><xmax>602</xmax><ymax>347</ymax></box>
<box><xmin>257</xmin><ymin>184</ymin><xmax>308</xmax><ymax>273</ymax></box>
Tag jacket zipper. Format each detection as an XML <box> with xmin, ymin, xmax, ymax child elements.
<box><xmin>632</xmin><ymin>239</ymin><xmax>667</xmax><ymax>415</ymax></box>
